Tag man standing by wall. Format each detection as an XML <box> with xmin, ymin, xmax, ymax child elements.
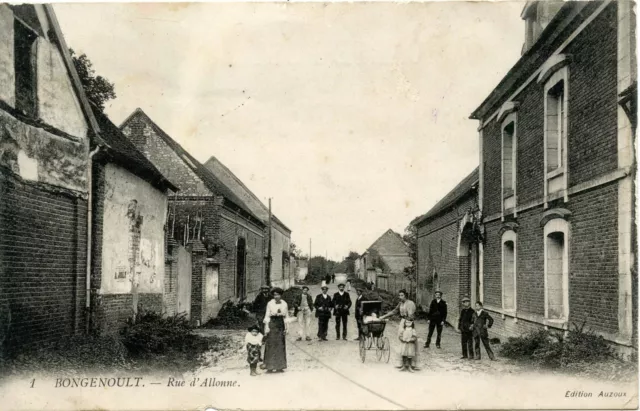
<box><xmin>457</xmin><ymin>296</ymin><xmax>475</xmax><ymax>359</ymax></box>
<box><xmin>314</xmin><ymin>285</ymin><xmax>333</xmax><ymax>341</ymax></box>
<box><xmin>425</xmin><ymin>291</ymin><xmax>447</xmax><ymax>348</ymax></box>
<box><xmin>332</xmin><ymin>283</ymin><xmax>352</xmax><ymax>340</ymax></box>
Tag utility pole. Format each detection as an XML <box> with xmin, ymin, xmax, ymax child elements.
<box><xmin>267</xmin><ymin>198</ymin><xmax>272</xmax><ymax>286</ymax></box>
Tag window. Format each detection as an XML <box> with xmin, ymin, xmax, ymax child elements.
<box><xmin>540</xmin><ymin>58</ymin><xmax>569</xmax><ymax>201</ymax></box>
<box><xmin>546</xmin><ymin>82</ymin><xmax>565</xmax><ymax>172</ymax></box>
<box><xmin>543</xmin><ymin>218</ymin><xmax>569</xmax><ymax>321</ymax></box>
<box><xmin>14</xmin><ymin>19</ymin><xmax>38</xmax><ymax>117</ymax></box>
<box><xmin>501</xmin><ymin>231</ymin><xmax>517</xmax><ymax>311</ymax></box>
<box><xmin>499</xmin><ymin>108</ymin><xmax>518</xmax><ymax>214</ymax></box>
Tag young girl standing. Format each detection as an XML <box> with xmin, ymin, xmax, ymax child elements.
<box><xmin>245</xmin><ymin>324</ymin><xmax>263</xmax><ymax>376</ymax></box>
<box><xmin>398</xmin><ymin>319</ymin><xmax>418</xmax><ymax>372</ymax></box>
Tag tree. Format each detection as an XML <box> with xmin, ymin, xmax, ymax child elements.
<box><xmin>69</xmin><ymin>49</ymin><xmax>116</xmax><ymax>111</ymax></box>
<box><xmin>289</xmin><ymin>242</ymin><xmax>301</xmax><ymax>260</ymax></box>
<box><xmin>402</xmin><ymin>223</ymin><xmax>417</xmax><ymax>293</ymax></box>
<box><xmin>345</xmin><ymin>251</ymin><xmax>360</xmax><ymax>274</ymax></box>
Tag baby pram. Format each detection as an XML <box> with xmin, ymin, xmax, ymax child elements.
<box><xmin>358</xmin><ymin>301</ymin><xmax>390</xmax><ymax>363</ymax></box>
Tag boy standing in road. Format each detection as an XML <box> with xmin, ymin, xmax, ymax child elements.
<box><xmin>425</xmin><ymin>291</ymin><xmax>447</xmax><ymax>348</ymax></box>
<box><xmin>314</xmin><ymin>285</ymin><xmax>333</xmax><ymax>341</ymax></box>
<box><xmin>294</xmin><ymin>286</ymin><xmax>314</xmax><ymax>341</ymax></box>
<box><xmin>333</xmin><ymin>283</ymin><xmax>352</xmax><ymax>340</ymax></box>
<box><xmin>472</xmin><ymin>301</ymin><xmax>496</xmax><ymax>361</ymax></box>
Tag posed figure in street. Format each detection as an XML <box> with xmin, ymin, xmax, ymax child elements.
<box><xmin>293</xmin><ymin>285</ymin><xmax>314</xmax><ymax>341</ymax></box>
<box><xmin>263</xmin><ymin>287</ymin><xmax>289</xmax><ymax>372</ymax></box>
<box><xmin>346</xmin><ymin>279</ymin><xmax>352</xmax><ymax>292</ymax></box>
<box><xmin>331</xmin><ymin>273</ymin><xmax>336</xmax><ymax>283</ymax></box>
<box><xmin>354</xmin><ymin>287</ymin><xmax>365</xmax><ymax>340</ymax></box>
<box><xmin>314</xmin><ymin>285</ymin><xmax>333</xmax><ymax>341</ymax></box>
<box><xmin>398</xmin><ymin>319</ymin><xmax>418</xmax><ymax>372</ymax></box>
<box><xmin>472</xmin><ymin>302</ymin><xmax>496</xmax><ymax>361</ymax></box>
<box><xmin>333</xmin><ymin>283</ymin><xmax>352</xmax><ymax>340</ymax></box>
<box><xmin>457</xmin><ymin>296</ymin><xmax>475</xmax><ymax>360</ymax></box>
<box><xmin>425</xmin><ymin>291</ymin><xmax>447</xmax><ymax>349</ymax></box>
<box><xmin>325</xmin><ymin>274</ymin><xmax>332</xmax><ymax>286</ymax></box>
<box><xmin>244</xmin><ymin>324</ymin><xmax>263</xmax><ymax>376</ymax></box>
<box><xmin>380</xmin><ymin>289</ymin><xmax>419</xmax><ymax>370</ymax></box>
<box><xmin>252</xmin><ymin>285</ymin><xmax>272</xmax><ymax>335</ymax></box>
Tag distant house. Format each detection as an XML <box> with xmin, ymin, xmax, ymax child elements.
<box><xmin>413</xmin><ymin>167</ymin><xmax>479</xmax><ymax>326</ymax></box>
<box><xmin>357</xmin><ymin>229</ymin><xmax>412</xmax><ymax>293</ymax></box>
<box><xmin>89</xmin><ymin>108</ymin><xmax>176</xmax><ymax>333</ymax></box>
<box><xmin>0</xmin><ymin>4</ymin><xmax>101</xmax><ymax>348</ymax></box>
<box><xmin>203</xmin><ymin>156</ymin><xmax>293</xmax><ymax>289</ymax></box>
<box><xmin>469</xmin><ymin>1</ymin><xmax>636</xmax><ymax>353</ymax></box>
<box><xmin>120</xmin><ymin>109</ymin><xmax>267</xmax><ymax>324</ymax></box>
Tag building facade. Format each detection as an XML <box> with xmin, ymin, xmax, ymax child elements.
<box><xmin>470</xmin><ymin>1</ymin><xmax>637</xmax><ymax>352</ymax></box>
<box><xmin>0</xmin><ymin>4</ymin><xmax>100</xmax><ymax>349</ymax></box>
<box><xmin>204</xmin><ymin>156</ymin><xmax>294</xmax><ymax>289</ymax></box>
<box><xmin>120</xmin><ymin>109</ymin><xmax>267</xmax><ymax>324</ymax></box>
<box><xmin>89</xmin><ymin>109</ymin><xmax>176</xmax><ymax>333</ymax></box>
<box><xmin>414</xmin><ymin>168</ymin><xmax>480</xmax><ymax>327</ymax></box>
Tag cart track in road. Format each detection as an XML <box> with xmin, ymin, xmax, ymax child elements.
<box><xmin>288</xmin><ymin>336</ymin><xmax>408</xmax><ymax>410</ymax></box>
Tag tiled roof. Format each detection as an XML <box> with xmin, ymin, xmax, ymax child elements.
<box><xmin>412</xmin><ymin>167</ymin><xmax>479</xmax><ymax>227</ymax></box>
<box><xmin>121</xmin><ymin>109</ymin><xmax>264</xmax><ymax>227</ymax></box>
<box><xmin>92</xmin><ymin>106</ymin><xmax>176</xmax><ymax>192</ymax></box>
<box><xmin>204</xmin><ymin>156</ymin><xmax>291</xmax><ymax>232</ymax></box>
<box><xmin>380</xmin><ymin>255</ymin><xmax>412</xmax><ymax>274</ymax></box>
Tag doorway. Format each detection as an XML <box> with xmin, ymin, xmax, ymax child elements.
<box><xmin>236</xmin><ymin>238</ymin><xmax>246</xmax><ymax>299</ymax></box>
<box><xmin>176</xmin><ymin>245</ymin><xmax>192</xmax><ymax>319</ymax></box>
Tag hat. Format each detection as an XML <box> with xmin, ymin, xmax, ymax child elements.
<box><xmin>435</xmin><ymin>290</ymin><xmax>443</xmax><ymax>296</ymax></box>
<box><xmin>338</xmin><ymin>283</ymin><xmax>345</xmax><ymax>288</ymax></box>
<box><xmin>461</xmin><ymin>296</ymin><xmax>470</xmax><ymax>302</ymax></box>
<box><xmin>271</xmin><ymin>287</ymin><xmax>284</xmax><ymax>295</ymax></box>
<box><xmin>260</xmin><ymin>284</ymin><xmax>270</xmax><ymax>290</ymax></box>
<box><xmin>247</xmin><ymin>324</ymin><xmax>260</xmax><ymax>332</ymax></box>
<box><xmin>321</xmin><ymin>285</ymin><xmax>329</xmax><ymax>290</ymax></box>
<box><xmin>301</xmin><ymin>286</ymin><xmax>309</xmax><ymax>291</ymax></box>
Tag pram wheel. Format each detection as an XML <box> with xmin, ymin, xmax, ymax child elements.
<box><xmin>381</xmin><ymin>336</ymin><xmax>390</xmax><ymax>363</ymax></box>
<box><xmin>365</xmin><ymin>334</ymin><xmax>373</xmax><ymax>349</ymax></box>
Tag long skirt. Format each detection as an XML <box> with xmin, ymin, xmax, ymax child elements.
<box><xmin>264</xmin><ymin>316</ymin><xmax>287</xmax><ymax>370</ymax></box>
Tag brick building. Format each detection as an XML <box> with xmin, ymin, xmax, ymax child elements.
<box><xmin>120</xmin><ymin>109</ymin><xmax>267</xmax><ymax>324</ymax></box>
<box><xmin>0</xmin><ymin>4</ymin><xmax>101</xmax><ymax>349</ymax></box>
<box><xmin>204</xmin><ymin>156</ymin><xmax>294</xmax><ymax>289</ymax></box>
<box><xmin>356</xmin><ymin>229</ymin><xmax>412</xmax><ymax>294</ymax></box>
<box><xmin>414</xmin><ymin>167</ymin><xmax>480</xmax><ymax>326</ymax></box>
<box><xmin>469</xmin><ymin>1</ymin><xmax>636</xmax><ymax>353</ymax></box>
<box><xmin>89</xmin><ymin>108</ymin><xmax>176</xmax><ymax>333</ymax></box>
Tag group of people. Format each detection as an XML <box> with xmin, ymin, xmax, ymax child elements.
<box><xmin>243</xmin><ymin>283</ymin><xmax>496</xmax><ymax>376</ymax></box>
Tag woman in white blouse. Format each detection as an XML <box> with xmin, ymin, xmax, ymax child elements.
<box><xmin>263</xmin><ymin>287</ymin><xmax>289</xmax><ymax>372</ymax></box>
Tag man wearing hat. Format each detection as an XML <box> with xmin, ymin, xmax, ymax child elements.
<box><xmin>457</xmin><ymin>296</ymin><xmax>475</xmax><ymax>359</ymax></box>
<box><xmin>425</xmin><ymin>290</ymin><xmax>447</xmax><ymax>348</ymax></box>
<box><xmin>354</xmin><ymin>288</ymin><xmax>365</xmax><ymax>340</ymax></box>
<box><xmin>332</xmin><ymin>283</ymin><xmax>352</xmax><ymax>340</ymax></box>
<box><xmin>314</xmin><ymin>285</ymin><xmax>333</xmax><ymax>341</ymax></box>
<box><xmin>293</xmin><ymin>286</ymin><xmax>314</xmax><ymax>341</ymax></box>
<box><xmin>251</xmin><ymin>285</ymin><xmax>272</xmax><ymax>335</ymax></box>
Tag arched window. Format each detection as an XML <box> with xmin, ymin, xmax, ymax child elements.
<box><xmin>543</xmin><ymin>219</ymin><xmax>569</xmax><ymax>321</ymax></box>
<box><xmin>501</xmin><ymin>230</ymin><xmax>517</xmax><ymax>311</ymax></box>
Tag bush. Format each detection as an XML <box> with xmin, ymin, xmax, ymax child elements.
<box><xmin>203</xmin><ymin>300</ymin><xmax>256</xmax><ymax>330</ymax></box>
<box><xmin>500</xmin><ymin>322</ymin><xmax>616</xmax><ymax>368</ymax></box>
<box><xmin>121</xmin><ymin>311</ymin><xmax>208</xmax><ymax>357</ymax></box>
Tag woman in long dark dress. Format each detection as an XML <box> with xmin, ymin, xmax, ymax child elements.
<box><xmin>263</xmin><ymin>287</ymin><xmax>289</xmax><ymax>372</ymax></box>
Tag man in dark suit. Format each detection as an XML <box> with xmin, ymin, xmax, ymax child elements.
<box><xmin>354</xmin><ymin>288</ymin><xmax>365</xmax><ymax>340</ymax></box>
<box><xmin>251</xmin><ymin>285</ymin><xmax>272</xmax><ymax>335</ymax></box>
<box><xmin>472</xmin><ymin>301</ymin><xmax>496</xmax><ymax>361</ymax></box>
<box><xmin>457</xmin><ymin>296</ymin><xmax>475</xmax><ymax>359</ymax></box>
<box><xmin>425</xmin><ymin>291</ymin><xmax>447</xmax><ymax>348</ymax></box>
<box><xmin>332</xmin><ymin>283</ymin><xmax>352</xmax><ymax>340</ymax></box>
<box><xmin>314</xmin><ymin>285</ymin><xmax>333</xmax><ymax>341</ymax></box>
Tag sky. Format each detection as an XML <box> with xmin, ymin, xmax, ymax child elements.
<box><xmin>54</xmin><ymin>1</ymin><xmax>525</xmax><ymax>261</ymax></box>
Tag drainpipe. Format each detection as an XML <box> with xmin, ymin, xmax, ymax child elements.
<box><xmin>85</xmin><ymin>145</ymin><xmax>101</xmax><ymax>334</ymax></box>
